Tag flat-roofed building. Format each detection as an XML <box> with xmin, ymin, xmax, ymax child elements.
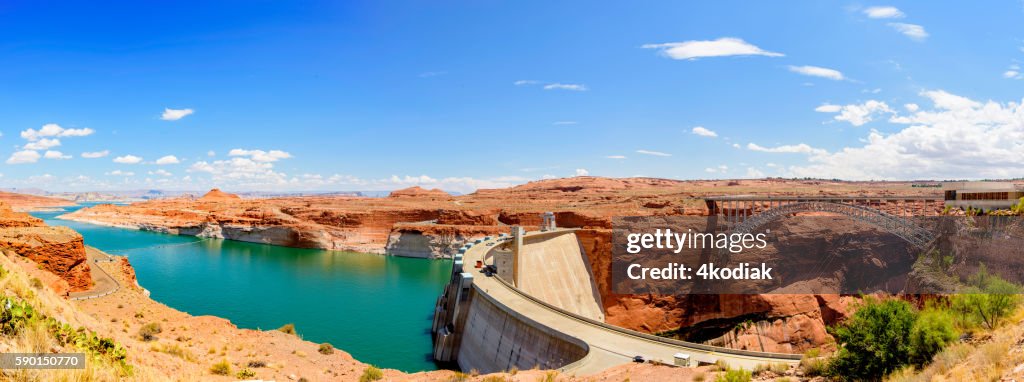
<box><xmin>943</xmin><ymin>181</ymin><xmax>1024</xmax><ymax>210</ymax></box>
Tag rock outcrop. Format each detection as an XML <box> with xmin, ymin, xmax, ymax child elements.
<box><xmin>199</xmin><ymin>188</ymin><xmax>241</xmax><ymax>201</ymax></box>
<box><xmin>388</xmin><ymin>186</ymin><xmax>453</xmax><ymax>200</ymax></box>
<box><xmin>0</xmin><ymin>201</ymin><xmax>92</xmax><ymax>291</ymax></box>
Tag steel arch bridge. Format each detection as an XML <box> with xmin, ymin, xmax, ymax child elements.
<box><xmin>704</xmin><ymin>196</ymin><xmax>941</xmax><ymax>248</ymax></box>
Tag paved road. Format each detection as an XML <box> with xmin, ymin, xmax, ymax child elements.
<box><xmin>464</xmin><ymin>230</ymin><xmax>801</xmax><ymax>374</ymax></box>
<box><xmin>68</xmin><ymin>246</ymin><xmax>120</xmax><ymax>300</ymax></box>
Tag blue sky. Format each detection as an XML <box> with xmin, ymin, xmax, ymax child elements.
<box><xmin>1</xmin><ymin>1</ymin><xmax>1023</xmax><ymax>192</ymax></box>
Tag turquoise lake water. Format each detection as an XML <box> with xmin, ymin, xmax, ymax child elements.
<box><xmin>32</xmin><ymin>204</ymin><xmax>450</xmax><ymax>372</ymax></box>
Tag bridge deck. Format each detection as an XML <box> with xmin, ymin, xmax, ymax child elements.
<box><xmin>464</xmin><ymin>230</ymin><xmax>800</xmax><ymax>375</ymax></box>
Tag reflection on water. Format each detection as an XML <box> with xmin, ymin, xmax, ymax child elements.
<box><xmin>32</xmin><ymin>204</ymin><xmax>450</xmax><ymax>372</ymax></box>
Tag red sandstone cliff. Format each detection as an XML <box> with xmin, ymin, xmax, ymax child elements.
<box><xmin>0</xmin><ymin>201</ymin><xmax>92</xmax><ymax>291</ymax></box>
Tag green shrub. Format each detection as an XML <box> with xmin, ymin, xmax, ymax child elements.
<box><xmin>715</xmin><ymin>368</ymin><xmax>751</xmax><ymax>382</ymax></box>
<box><xmin>1013</xmin><ymin>197</ymin><xmax>1024</xmax><ymax>215</ymax></box>
<box><xmin>138</xmin><ymin>322</ymin><xmax>162</xmax><ymax>341</ymax></box>
<box><xmin>951</xmin><ymin>264</ymin><xmax>1021</xmax><ymax>329</ymax></box>
<box><xmin>359</xmin><ymin>365</ymin><xmax>383</xmax><ymax>382</ymax></box>
<box><xmin>210</xmin><ymin>359</ymin><xmax>232</xmax><ymax>375</ymax></box>
<box><xmin>908</xmin><ymin>308</ymin><xmax>957</xmax><ymax>366</ymax></box>
<box><xmin>827</xmin><ymin>298</ymin><xmax>917</xmax><ymax>380</ymax></box>
<box><xmin>318</xmin><ymin>342</ymin><xmax>334</xmax><ymax>355</ymax></box>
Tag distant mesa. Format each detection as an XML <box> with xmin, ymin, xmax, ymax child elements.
<box><xmin>199</xmin><ymin>188</ymin><xmax>241</xmax><ymax>201</ymax></box>
<box><xmin>388</xmin><ymin>186</ymin><xmax>453</xmax><ymax>200</ymax></box>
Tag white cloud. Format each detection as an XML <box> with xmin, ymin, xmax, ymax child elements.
<box><xmin>106</xmin><ymin>170</ymin><xmax>134</xmax><ymax>176</ymax></box>
<box><xmin>747</xmin><ymin>143</ymin><xmax>827</xmax><ymax>155</ymax></box>
<box><xmin>189</xmin><ymin>157</ymin><xmax>287</xmax><ymax>186</ymax></box>
<box><xmin>20</xmin><ymin>124</ymin><xmax>94</xmax><ymax>141</ymax></box>
<box><xmin>228</xmin><ymin>149</ymin><xmax>292</xmax><ymax>162</ymax></box>
<box><xmin>920</xmin><ymin>90</ymin><xmax>981</xmax><ymax>110</ymax></box>
<box><xmin>606</xmin><ymin>155</ymin><xmax>627</xmax><ymax>159</ymax></box>
<box><xmin>820</xmin><ymin>100</ymin><xmax>895</xmax><ymax>126</ymax></box>
<box><xmin>1004</xmin><ymin>70</ymin><xmax>1022</xmax><ymax>80</ymax></box>
<box><xmin>864</xmin><ymin>6</ymin><xmax>905</xmax><ymax>19</ymax></box>
<box><xmin>43</xmin><ymin>150</ymin><xmax>71</xmax><ymax>160</ymax></box>
<box><xmin>575</xmin><ymin>168</ymin><xmax>589</xmax><ymax>176</ymax></box>
<box><xmin>81</xmin><ymin>150</ymin><xmax>110</xmax><ymax>158</ymax></box>
<box><xmin>904</xmin><ymin>103</ymin><xmax>920</xmax><ymax>112</ymax></box>
<box><xmin>787</xmin><ymin>65</ymin><xmax>845</xmax><ymax>81</ymax></box>
<box><xmin>149</xmin><ymin>169</ymin><xmax>173</xmax><ymax>177</ymax></box>
<box><xmin>691</xmin><ymin>126</ymin><xmax>718</xmax><ymax>137</ymax></box>
<box><xmin>705</xmin><ymin>165</ymin><xmax>729</xmax><ymax>173</ymax></box>
<box><xmin>207</xmin><ymin>150</ymin><xmax>216</xmax><ymax>157</ymax></box>
<box><xmin>815</xmin><ymin>104</ymin><xmax>842</xmax><ymax>113</ymax></box>
<box><xmin>6</xmin><ymin>150</ymin><xmax>40</xmax><ymax>164</ymax></box>
<box><xmin>113</xmin><ymin>155</ymin><xmax>143</xmax><ymax>164</ymax></box>
<box><xmin>786</xmin><ymin>90</ymin><xmax>1024</xmax><ymax>180</ymax></box>
<box><xmin>642</xmin><ymin>37</ymin><xmax>783</xmax><ymax>60</ymax></box>
<box><xmin>161</xmin><ymin>108</ymin><xmax>194</xmax><ymax>121</ymax></box>
<box><xmin>745</xmin><ymin>167</ymin><xmax>765</xmax><ymax>178</ymax></box>
<box><xmin>514</xmin><ymin>80</ymin><xmax>540</xmax><ymax>86</ymax></box>
<box><xmin>543</xmin><ymin>83</ymin><xmax>588</xmax><ymax>91</ymax></box>
<box><xmin>553</xmin><ymin>121</ymin><xmax>578</xmax><ymax>125</ymax></box>
<box><xmin>636</xmin><ymin>149</ymin><xmax>672</xmax><ymax>157</ymax></box>
<box><xmin>24</xmin><ymin>138</ymin><xmax>61</xmax><ymax>150</ymax></box>
<box><xmin>888</xmin><ymin>23</ymin><xmax>928</xmax><ymax>41</ymax></box>
<box><xmin>155</xmin><ymin>155</ymin><xmax>180</xmax><ymax>165</ymax></box>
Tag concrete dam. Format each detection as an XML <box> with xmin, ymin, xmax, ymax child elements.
<box><xmin>431</xmin><ymin>226</ymin><xmax>802</xmax><ymax>375</ymax></box>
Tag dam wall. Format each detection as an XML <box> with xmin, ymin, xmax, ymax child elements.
<box><xmin>516</xmin><ymin>231</ymin><xmax>604</xmax><ymax>321</ymax></box>
<box><xmin>431</xmin><ymin>241</ymin><xmax>589</xmax><ymax>373</ymax></box>
<box><xmin>455</xmin><ymin>287</ymin><xmax>588</xmax><ymax>373</ymax></box>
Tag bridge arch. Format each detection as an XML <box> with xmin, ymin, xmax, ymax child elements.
<box><xmin>729</xmin><ymin>200</ymin><xmax>935</xmax><ymax>248</ymax></box>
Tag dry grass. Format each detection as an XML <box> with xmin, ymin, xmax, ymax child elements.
<box><xmin>0</xmin><ymin>254</ymin><xmax>177</xmax><ymax>382</ymax></box>
<box><xmin>886</xmin><ymin>307</ymin><xmax>1024</xmax><ymax>382</ymax></box>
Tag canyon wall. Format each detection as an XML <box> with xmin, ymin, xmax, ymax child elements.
<box><xmin>0</xmin><ymin>202</ymin><xmax>92</xmax><ymax>292</ymax></box>
<box><xmin>56</xmin><ymin>177</ymin><xmax>948</xmax><ymax>353</ymax></box>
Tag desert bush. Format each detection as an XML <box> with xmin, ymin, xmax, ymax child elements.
<box><xmin>827</xmin><ymin>298</ymin><xmax>917</xmax><ymax>380</ymax></box>
<box><xmin>210</xmin><ymin>359</ymin><xmax>232</xmax><ymax>375</ymax></box>
<box><xmin>951</xmin><ymin>265</ymin><xmax>1021</xmax><ymax>329</ymax></box>
<box><xmin>359</xmin><ymin>365</ymin><xmax>383</xmax><ymax>382</ymax></box>
<box><xmin>908</xmin><ymin>308</ymin><xmax>957</xmax><ymax>366</ymax></box>
<box><xmin>715</xmin><ymin>368</ymin><xmax>751</xmax><ymax>382</ymax></box>
<box><xmin>247</xmin><ymin>359</ymin><xmax>267</xmax><ymax>368</ymax></box>
<box><xmin>1013</xmin><ymin>197</ymin><xmax>1024</xmax><ymax>215</ymax></box>
<box><xmin>800</xmin><ymin>348</ymin><xmax>826</xmax><ymax>376</ymax></box>
<box><xmin>277</xmin><ymin>323</ymin><xmax>297</xmax><ymax>335</ymax></box>
<box><xmin>137</xmin><ymin>322</ymin><xmax>162</xmax><ymax>341</ymax></box>
<box><xmin>318</xmin><ymin>342</ymin><xmax>334</xmax><ymax>355</ymax></box>
<box><xmin>236</xmin><ymin>368</ymin><xmax>256</xmax><ymax>378</ymax></box>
